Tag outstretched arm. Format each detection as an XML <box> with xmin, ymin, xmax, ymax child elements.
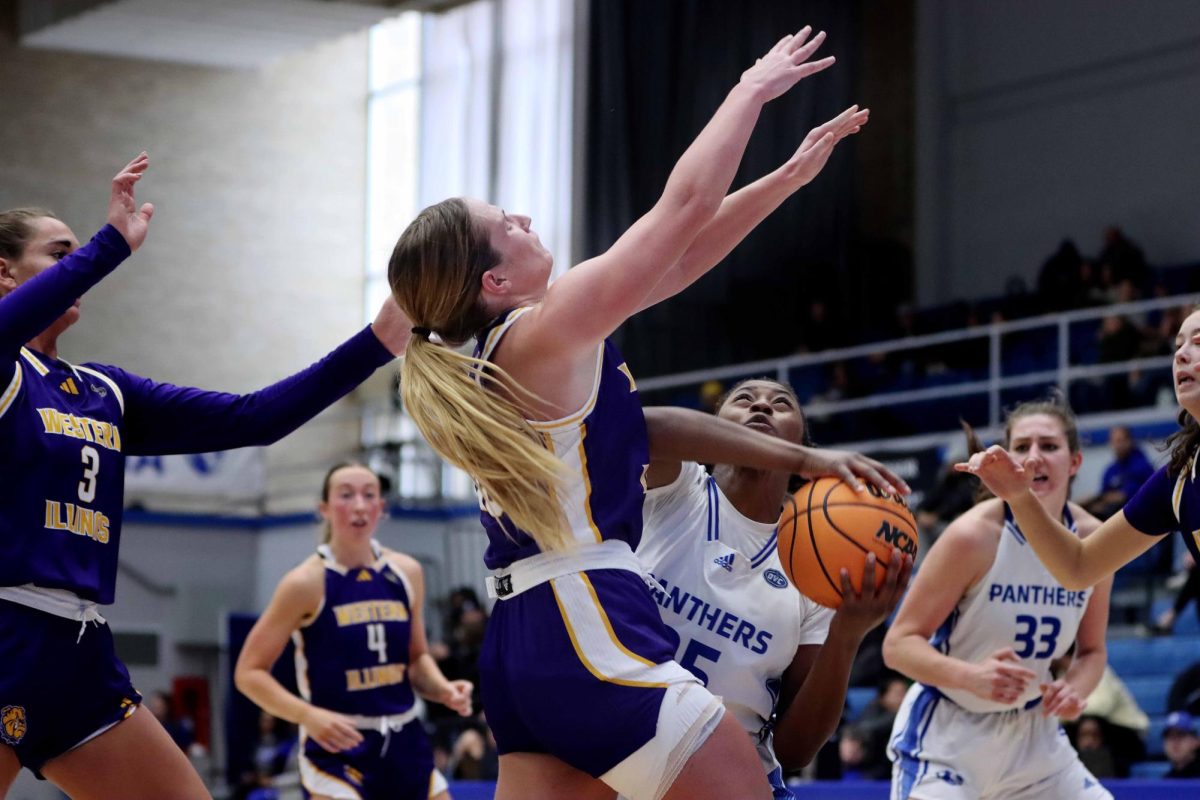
<box><xmin>519</xmin><ymin>28</ymin><xmax>835</xmax><ymax>359</ymax></box>
<box><xmin>643</xmin><ymin>405</ymin><xmax>909</xmax><ymax>495</ymax></box>
<box><xmin>637</xmin><ymin>105</ymin><xmax>869</xmax><ymax>312</ymax></box>
<box><xmin>0</xmin><ymin>154</ymin><xmax>152</xmax><ymax>361</ymax></box>
<box><xmin>111</xmin><ymin>296</ymin><xmax>407</xmax><ymax>455</ymax></box>
<box><xmin>958</xmin><ymin>446</ymin><xmax>1165</xmax><ymax>589</ymax></box>
<box><xmin>394</xmin><ymin>553</ymin><xmax>474</xmax><ymax>716</ymax></box>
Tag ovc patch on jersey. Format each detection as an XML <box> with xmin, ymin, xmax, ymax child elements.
<box><xmin>763</xmin><ymin>569</ymin><xmax>788</xmax><ymax>589</ymax></box>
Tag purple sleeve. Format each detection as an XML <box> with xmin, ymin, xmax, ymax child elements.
<box><xmin>1123</xmin><ymin>464</ymin><xmax>1178</xmax><ymax>536</ymax></box>
<box><xmin>94</xmin><ymin>326</ymin><xmax>394</xmax><ymax>455</ymax></box>
<box><xmin>0</xmin><ymin>225</ymin><xmax>130</xmax><ymax>365</ymax></box>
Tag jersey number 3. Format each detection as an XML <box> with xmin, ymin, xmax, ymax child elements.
<box><xmin>78</xmin><ymin>445</ymin><xmax>100</xmax><ymax>503</ymax></box>
<box><xmin>1013</xmin><ymin>614</ymin><xmax>1061</xmax><ymax>659</ymax></box>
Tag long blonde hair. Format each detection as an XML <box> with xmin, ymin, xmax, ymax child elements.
<box><xmin>388</xmin><ymin>199</ymin><xmax>571</xmax><ymax>551</ymax></box>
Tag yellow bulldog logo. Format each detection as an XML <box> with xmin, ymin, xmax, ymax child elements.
<box><xmin>1</xmin><ymin>705</ymin><xmax>26</xmax><ymax>744</ymax></box>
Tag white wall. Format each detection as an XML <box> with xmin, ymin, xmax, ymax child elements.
<box><xmin>916</xmin><ymin>0</ymin><xmax>1200</xmax><ymax>305</ymax></box>
<box><xmin>0</xmin><ymin>22</ymin><xmax>385</xmax><ymax>512</ymax></box>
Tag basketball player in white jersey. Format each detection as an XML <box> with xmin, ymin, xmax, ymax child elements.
<box><xmin>883</xmin><ymin>398</ymin><xmax>1113</xmax><ymax>800</ymax></box>
<box><xmin>639</xmin><ymin>379</ymin><xmax>912</xmax><ymax>798</ymax></box>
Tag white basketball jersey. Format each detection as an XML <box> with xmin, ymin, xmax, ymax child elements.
<box><xmin>638</xmin><ymin>462</ymin><xmax>832</xmax><ymax>776</ymax></box>
<box><xmin>935</xmin><ymin>504</ymin><xmax>1092</xmax><ymax>713</ymax></box>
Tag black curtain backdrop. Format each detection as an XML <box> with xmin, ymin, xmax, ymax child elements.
<box><xmin>583</xmin><ymin>0</ymin><xmax>862</xmax><ymax>378</ymax></box>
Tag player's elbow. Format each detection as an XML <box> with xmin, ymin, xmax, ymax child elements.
<box><xmin>881</xmin><ymin>629</ymin><xmax>904</xmax><ymax>672</ymax></box>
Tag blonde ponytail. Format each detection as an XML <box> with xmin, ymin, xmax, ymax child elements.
<box><xmin>391</xmin><ymin>198</ymin><xmax>572</xmax><ymax>552</ymax></box>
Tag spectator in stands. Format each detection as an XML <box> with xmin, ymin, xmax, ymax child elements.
<box><xmin>447</xmin><ymin>715</ymin><xmax>499</xmax><ymax>781</ymax></box>
<box><xmin>1073</xmin><ymin>716</ymin><xmax>1117</xmax><ymax>779</ymax></box>
<box><xmin>1038</xmin><ymin>239</ymin><xmax>1084</xmax><ymax>313</ymax></box>
<box><xmin>1163</xmin><ymin>711</ymin><xmax>1200</xmax><ymax>778</ymax></box>
<box><xmin>146</xmin><ymin>691</ymin><xmax>194</xmax><ymax>752</ymax></box>
<box><xmin>1080</xmin><ymin>664</ymin><xmax>1149</xmax><ymax>777</ymax></box>
<box><xmin>1156</xmin><ymin>553</ymin><xmax>1200</xmax><ymax>635</ymax></box>
<box><xmin>799</xmin><ymin>299</ymin><xmax>843</xmax><ymax>353</ymax></box>
<box><xmin>1097</xmin><ymin>316</ymin><xmax>1145</xmax><ymax>408</ymax></box>
<box><xmin>837</xmin><ymin>725</ymin><xmax>869</xmax><ymax>781</ymax></box>
<box><xmin>1099</xmin><ymin>226</ymin><xmax>1149</xmax><ymax>292</ymax></box>
<box><xmin>1070</xmin><ymin>260</ymin><xmax>1107</xmax><ymax>309</ymax></box>
<box><xmin>853</xmin><ymin>671</ymin><xmax>909</xmax><ymax>780</ymax></box>
<box><xmin>916</xmin><ymin>448</ymin><xmax>976</xmax><ymax>551</ymax></box>
<box><xmin>1082</xmin><ymin>426</ymin><xmax>1156</xmax><ymax>520</ymax></box>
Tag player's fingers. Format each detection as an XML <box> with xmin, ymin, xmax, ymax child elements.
<box><xmin>991</xmin><ymin>647</ymin><xmax>1020</xmax><ymax>662</ymax></box>
<box><xmin>997</xmin><ymin>663</ymin><xmax>1038</xmax><ymax>681</ymax></box>
<box><xmin>880</xmin><ymin>548</ymin><xmax>902</xmax><ymax>597</ymax></box>
<box><xmin>790</xmin><ymin>56</ymin><xmax>835</xmax><ymax>81</ymax></box>
<box><xmin>789</xmin><ymin>28</ymin><xmax>823</xmax><ymax>59</ymax></box>
<box><xmin>139</xmin><ymin>202</ymin><xmax>155</xmax><ymax>222</ymax></box>
<box><xmin>837</xmin><ymin>463</ymin><xmax>866</xmax><ymax>492</ymax></box>
<box><xmin>768</xmin><ymin>33</ymin><xmax>793</xmax><ymax>56</ymax></box>
<box><xmin>860</xmin><ymin>552</ymin><xmax>878</xmax><ymax>596</ymax></box>
<box><xmin>782</xmin><ymin>26</ymin><xmax>813</xmax><ymax>55</ymax></box>
<box><xmin>895</xmin><ymin>554</ymin><xmax>915</xmax><ymax>598</ymax></box>
<box><xmin>839</xmin><ymin>566</ymin><xmax>856</xmax><ymax>599</ymax></box>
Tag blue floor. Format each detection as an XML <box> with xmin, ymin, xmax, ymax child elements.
<box><xmin>448</xmin><ymin>780</ymin><xmax>1200</xmax><ymax>799</ymax></box>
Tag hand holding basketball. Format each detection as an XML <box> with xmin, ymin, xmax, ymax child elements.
<box><xmin>777</xmin><ymin>477</ymin><xmax>918</xmax><ymax>608</ymax></box>
<box><xmin>963</xmin><ymin>647</ymin><xmax>1037</xmax><ymax>706</ymax></box>
<box><xmin>792</xmin><ymin>445</ymin><xmax>910</xmax><ymax>496</ymax></box>
<box><xmin>831</xmin><ymin>548</ymin><xmax>913</xmax><ymax>639</ymax></box>
<box><xmin>955</xmin><ymin>444</ymin><xmax>1031</xmax><ymax>501</ymax></box>
<box><xmin>740</xmin><ymin>26</ymin><xmax>835</xmax><ymax>103</ymax></box>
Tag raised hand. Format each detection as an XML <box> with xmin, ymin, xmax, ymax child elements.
<box><xmin>298</xmin><ymin>705</ymin><xmax>364</xmax><ymax>752</ymax></box>
<box><xmin>832</xmin><ymin>548</ymin><xmax>913</xmax><ymax>639</ymax></box>
<box><xmin>963</xmin><ymin>647</ymin><xmax>1037</xmax><ymax>705</ymax></box>
<box><xmin>107</xmin><ymin>152</ymin><xmax>154</xmax><ymax>252</ymax></box>
<box><xmin>1040</xmin><ymin>679</ymin><xmax>1087</xmax><ymax>720</ymax></box>
<box><xmin>740</xmin><ymin>26</ymin><xmax>835</xmax><ymax>104</ymax></box>
<box><xmin>784</xmin><ymin>105</ymin><xmax>871</xmax><ymax>188</ymax></box>
<box><xmin>793</xmin><ymin>445</ymin><xmax>912</xmax><ymax>496</ymax></box>
<box><xmin>955</xmin><ymin>445</ymin><xmax>1033</xmax><ymax>502</ymax></box>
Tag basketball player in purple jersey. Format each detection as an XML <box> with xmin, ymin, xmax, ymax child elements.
<box><xmin>387</xmin><ymin>27</ymin><xmax>898</xmax><ymax>800</ymax></box>
<box><xmin>0</xmin><ymin>155</ymin><xmax>412</xmax><ymax>799</ymax></box>
<box><xmin>963</xmin><ymin>307</ymin><xmax>1200</xmax><ymax>606</ymax></box>
<box><xmin>236</xmin><ymin>463</ymin><xmax>472</xmax><ymax>800</ymax></box>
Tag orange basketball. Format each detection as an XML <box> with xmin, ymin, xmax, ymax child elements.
<box><xmin>777</xmin><ymin>477</ymin><xmax>918</xmax><ymax>608</ymax></box>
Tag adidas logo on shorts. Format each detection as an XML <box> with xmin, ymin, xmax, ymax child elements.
<box><xmin>713</xmin><ymin>553</ymin><xmax>735</xmax><ymax>572</ymax></box>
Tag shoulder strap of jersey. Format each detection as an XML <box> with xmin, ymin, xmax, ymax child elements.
<box><xmin>706</xmin><ymin>475</ymin><xmax>720</xmax><ymax>542</ymax></box>
<box><xmin>0</xmin><ymin>359</ymin><xmax>23</xmax><ymax>420</ymax></box>
<box><xmin>18</xmin><ymin>347</ymin><xmax>49</xmax><ymax>376</ymax></box>
<box><xmin>474</xmin><ymin>306</ymin><xmax>534</xmax><ymax>362</ymax></box>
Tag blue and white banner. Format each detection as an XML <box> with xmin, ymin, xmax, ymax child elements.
<box><xmin>124</xmin><ymin>449</ymin><xmax>267</xmax><ymax>499</ymax></box>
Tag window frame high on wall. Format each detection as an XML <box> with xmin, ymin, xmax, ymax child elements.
<box><xmin>364</xmin><ymin>0</ymin><xmax>577</xmax><ymax>503</ymax></box>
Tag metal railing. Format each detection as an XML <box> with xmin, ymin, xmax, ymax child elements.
<box><xmin>635</xmin><ymin>293</ymin><xmax>1198</xmax><ymax>431</ymax></box>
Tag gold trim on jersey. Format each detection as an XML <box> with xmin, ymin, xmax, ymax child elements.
<box><xmin>19</xmin><ymin>348</ymin><xmax>48</xmax><ymax>376</ymax></box>
<box><xmin>0</xmin><ymin>363</ymin><xmax>23</xmax><ymax>419</ymax></box>
<box><xmin>576</xmin><ymin>423</ymin><xmax>604</xmax><ymax>544</ymax></box>
<box><xmin>579</xmin><ymin>573</ymin><xmax>658</xmax><ymax>669</ymax></box>
<box><xmin>550</xmin><ymin>576</ymin><xmax>667</xmax><ymax>688</ymax></box>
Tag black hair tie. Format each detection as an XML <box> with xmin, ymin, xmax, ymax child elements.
<box><xmin>411</xmin><ymin>326</ymin><xmax>433</xmax><ymax>339</ymax></box>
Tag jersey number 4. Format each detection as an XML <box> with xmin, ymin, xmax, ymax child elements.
<box><xmin>367</xmin><ymin>622</ymin><xmax>389</xmax><ymax>664</ymax></box>
<box><xmin>1013</xmin><ymin>614</ymin><xmax>1061</xmax><ymax>659</ymax></box>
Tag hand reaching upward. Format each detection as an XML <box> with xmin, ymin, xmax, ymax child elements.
<box><xmin>107</xmin><ymin>152</ymin><xmax>155</xmax><ymax>252</ymax></box>
<box><xmin>739</xmin><ymin>26</ymin><xmax>835</xmax><ymax>103</ymax></box>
